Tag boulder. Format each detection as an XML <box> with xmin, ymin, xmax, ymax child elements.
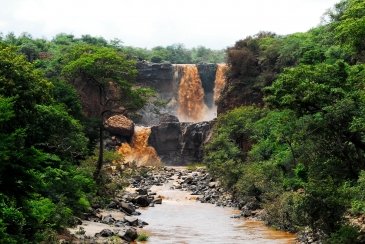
<box><xmin>101</xmin><ymin>215</ymin><xmax>116</xmax><ymax>224</ymax></box>
<box><xmin>119</xmin><ymin>228</ymin><xmax>138</xmax><ymax>242</ymax></box>
<box><xmin>104</xmin><ymin>115</ymin><xmax>134</xmax><ymax>137</ymax></box>
<box><xmin>124</xmin><ymin>216</ymin><xmax>139</xmax><ymax>226</ymax></box>
<box><xmin>97</xmin><ymin>229</ymin><xmax>114</xmax><ymax>237</ymax></box>
<box><xmin>209</xmin><ymin>182</ymin><xmax>218</xmax><ymax>188</ymax></box>
<box><xmin>132</xmin><ymin>195</ymin><xmax>151</xmax><ymax>207</ymax></box>
<box><xmin>120</xmin><ymin>202</ymin><xmax>135</xmax><ymax>215</ymax></box>
<box><xmin>136</xmin><ymin>188</ymin><xmax>148</xmax><ymax>195</ymax></box>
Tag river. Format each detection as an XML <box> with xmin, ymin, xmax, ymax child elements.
<box><xmin>138</xmin><ymin>179</ymin><xmax>296</xmax><ymax>244</ymax></box>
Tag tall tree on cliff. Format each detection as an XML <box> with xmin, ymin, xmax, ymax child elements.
<box><xmin>62</xmin><ymin>44</ymin><xmax>151</xmax><ymax>181</ymax></box>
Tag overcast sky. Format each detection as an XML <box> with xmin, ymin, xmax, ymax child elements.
<box><xmin>0</xmin><ymin>0</ymin><xmax>340</xmax><ymax>49</ymax></box>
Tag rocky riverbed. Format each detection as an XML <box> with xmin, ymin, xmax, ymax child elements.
<box><xmin>66</xmin><ymin>166</ymin><xmax>295</xmax><ymax>243</ymax></box>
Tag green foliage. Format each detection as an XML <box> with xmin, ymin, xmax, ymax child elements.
<box><xmin>334</xmin><ymin>0</ymin><xmax>365</xmax><ymax>61</ymax></box>
<box><xmin>51</xmin><ymin>78</ymin><xmax>83</xmax><ymax>119</ymax></box>
<box><xmin>204</xmin><ymin>106</ymin><xmax>265</xmax><ymax>188</ymax></box>
<box><xmin>326</xmin><ymin>225</ymin><xmax>361</xmax><ymax>244</ymax></box>
<box><xmin>0</xmin><ymin>43</ymin><xmax>96</xmax><ymax>242</ymax></box>
<box><xmin>206</xmin><ymin>2</ymin><xmax>365</xmax><ymax>240</ymax></box>
<box><xmin>136</xmin><ymin>232</ymin><xmax>149</xmax><ymax>241</ymax></box>
<box><xmin>346</xmin><ymin>171</ymin><xmax>365</xmax><ymax>215</ymax></box>
<box><xmin>264</xmin><ymin>191</ymin><xmax>305</xmax><ymax>232</ymax></box>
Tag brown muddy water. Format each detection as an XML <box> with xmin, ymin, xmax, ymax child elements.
<box><xmin>138</xmin><ymin>181</ymin><xmax>296</xmax><ymax>244</ymax></box>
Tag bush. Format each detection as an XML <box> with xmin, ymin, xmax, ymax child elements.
<box><xmin>136</xmin><ymin>232</ymin><xmax>149</xmax><ymax>241</ymax></box>
<box><xmin>204</xmin><ymin>106</ymin><xmax>265</xmax><ymax>188</ymax></box>
<box><xmin>235</xmin><ymin>161</ymin><xmax>283</xmax><ymax>200</ymax></box>
<box><xmin>326</xmin><ymin>225</ymin><xmax>361</xmax><ymax>244</ymax></box>
<box><xmin>264</xmin><ymin>191</ymin><xmax>305</xmax><ymax>232</ymax></box>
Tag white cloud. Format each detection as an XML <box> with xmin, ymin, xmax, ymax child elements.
<box><xmin>0</xmin><ymin>0</ymin><xmax>340</xmax><ymax>49</ymax></box>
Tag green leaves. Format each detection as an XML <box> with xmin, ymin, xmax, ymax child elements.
<box><xmin>334</xmin><ymin>0</ymin><xmax>365</xmax><ymax>57</ymax></box>
<box><xmin>0</xmin><ymin>42</ymin><xmax>96</xmax><ymax>242</ymax></box>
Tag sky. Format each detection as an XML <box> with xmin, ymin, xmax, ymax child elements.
<box><xmin>0</xmin><ymin>0</ymin><xmax>340</xmax><ymax>49</ymax></box>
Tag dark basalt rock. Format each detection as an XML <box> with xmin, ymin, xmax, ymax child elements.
<box><xmin>132</xmin><ymin>195</ymin><xmax>151</xmax><ymax>207</ymax></box>
<box><xmin>123</xmin><ymin>216</ymin><xmax>139</xmax><ymax>226</ymax></box>
<box><xmin>120</xmin><ymin>202</ymin><xmax>135</xmax><ymax>215</ymax></box>
<box><xmin>119</xmin><ymin>228</ymin><xmax>138</xmax><ymax>242</ymax></box>
<box><xmin>159</xmin><ymin>114</ymin><xmax>179</xmax><ymax>123</ymax></box>
<box><xmin>149</xmin><ymin>121</ymin><xmax>213</xmax><ymax>165</ymax></box>
<box><xmin>135</xmin><ymin>61</ymin><xmax>218</xmax><ymax>126</ymax></box>
<box><xmin>197</xmin><ymin>63</ymin><xmax>217</xmax><ymax>108</ymax></box>
<box><xmin>97</xmin><ymin>229</ymin><xmax>114</xmax><ymax>237</ymax></box>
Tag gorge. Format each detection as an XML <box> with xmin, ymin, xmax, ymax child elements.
<box><xmin>117</xmin><ymin>62</ymin><xmax>227</xmax><ymax>166</ymax></box>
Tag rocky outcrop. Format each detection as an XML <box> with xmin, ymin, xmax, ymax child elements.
<box><xmin>197</xmin><ymin>63</ymin><xmax>217</xmax><ymax>108</ymax></box>
<box><xmin>70</xmin><ymin>78</ymin><xmax>123</xmax><ymax>118</ymax></box>
<box><xmin>135</xmin><ymin>62</ymin><xmax>219</xmax><ymax>126</ymax></box>
<box><xmin>159</xmin><ymin>114</ymin><xmax>179</xmax><ymax>123</ymax></box>
<box><xmin>148</xmin><ymin>121</ymin><xmax>213</xmax><ymax>165</ymax></box>
<box><xmin>136</xmin><ymin>61</ymin><xmax>176</xmax><ymax>101</ymax></box>
<box><xmin>104</xmin><ymin>115</ymin><xmax>134</xmax><ymax>137</ymax></box>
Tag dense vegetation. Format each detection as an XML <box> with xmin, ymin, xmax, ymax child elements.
<box><xmin>0</xmin><ymin>33</ymin><xmax>225</xmax><ymax>64</ymax></box>
<box><xmin>0</xmin><ymin>33</ymin><xmax>154</xmax><ymax>241</ymax></box>
<box><xmin>207</xmin><ymin>0</ymin><xmax>365</xmax><ymax>242</ymax></box>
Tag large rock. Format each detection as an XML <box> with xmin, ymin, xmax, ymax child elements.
<box><xmin>119</xmin><ymin>228</ymin><xmax>138</xmax><ymax>242</ymax></box>
<box><xmin>120</xmin><ymin>202</ymin><xmax>135</xmax><ymax>215</ymax></box>
<box><xmin>149</xmin><ymin>121</ymin><xmax>213</xmax><ymax>165</ymax></box>
<box><xmin>123</xmin><ymin>216</ymin><xmax>139</xmax><ymax>226</ymax></box>
<box><xmin>159</xmin><ymin>114</ymin><xmax>179</xmax><ymax>123</ymax></box>
<box><xmin>104</xmin><ymin>115</ymin><xmax>134</xmax><ymax>137</ymax></box>
<box><xmin>97</xmin><ymin>229</ymin><xmax>114</xmax><ymax>237</ymax></box>
<box><xmin>132</xmin><ymin>195</ymin><xmax>151</xmax><ymax>207</ymax></box>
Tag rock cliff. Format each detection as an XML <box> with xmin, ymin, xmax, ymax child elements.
<box><xmin>148</xmin><ymin>120</ymin><xmax>213</xmax><ymax>165</ymax></box>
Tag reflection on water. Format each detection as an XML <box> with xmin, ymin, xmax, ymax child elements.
<box><xmin>138</xmin><ymin>182</ymin><xmax>296</xmax><ymax>244</ymax></box>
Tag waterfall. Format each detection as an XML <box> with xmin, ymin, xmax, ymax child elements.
<box><xmin>213</xmin><ymin>63</ymin><xmax>227</xmax><ymax>103</ymax></box>
<box><xmin>173</xmin><ymin>63</ymin><xmax>227</xmax><ymax>122</ymax></box>
<box><xmin>118</xmin><ymin>126</ymin><xmax>161</xmax><ymax>167</ymax></box>
<box><xmin>176</xmin><ymin>64</ymin><xmax>206</xmax><ymax>122</ymax></box>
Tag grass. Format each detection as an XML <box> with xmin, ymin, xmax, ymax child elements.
<box><xmin>136</xmin><ymin>232</ymin><xmax>149</xmax><ymax>242</ymax></box>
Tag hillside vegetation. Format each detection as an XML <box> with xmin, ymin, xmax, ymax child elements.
<box><xmin>207</xmin><ymin>0</ymin><xmax>365</xmax><ymax>242</ymax></box>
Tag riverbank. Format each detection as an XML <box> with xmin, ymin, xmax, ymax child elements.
<box><xmin>66</xmin><ymin>166</ymin><xmax>296</xmax><ymax>243</ymax></box>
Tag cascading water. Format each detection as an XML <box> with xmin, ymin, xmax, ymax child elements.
<box><xmin>118</xmin><ymin>126</ymin><xmax>161</xmax><ymax>167</ymax></box>
<box><xmin>176</xmin><ymin>64</ymin><xmax>206</xmax><ymax>122</ymax></box>
<box><xmin>214</xmin><ymin>63</ymin><xmax>227</xmax><ymax>103</ymax></box>
<box><xmin>174</xmin><ymin>63</ymin><xmax>227</xmax><ymax>122</ymax></box>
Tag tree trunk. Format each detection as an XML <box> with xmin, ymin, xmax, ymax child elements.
<box><xmin>94</xmin><ymin>124</ymin><xmax>104</xmax><ymax>181</ymax></box>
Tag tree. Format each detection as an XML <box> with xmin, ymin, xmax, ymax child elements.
<box><xmin>62</xmin><ymin>44</ymin><xmax>151</xmax><ymax>180</ymax></box>
<box><xmin>334</xmin><ymin>0</ymin><xmax>365</xmax><ymax>61</ymax></box>
<box><xmin>0</xmin><ymin>43</ymin><xmax>94</xmax><ymax>241</ymax></box>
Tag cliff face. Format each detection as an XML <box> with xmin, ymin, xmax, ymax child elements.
<box><xmin>217</xmin><ymin>79</ymin><xmax>265</xmax><ymax>114</ymax></box>
<box><xmin>197</xmin><ymin>63</ymin><xmax>217</xmax><ymax>108</ymax></box>
<box><xmin>136</xmin><ymin>62</ymin><xmax>176</xmax><ymax>101</ymax></box>
<box><xmin>148</xmin><ymin>121</ymin><xmax>213</xmax><ymax>165</ymax></box>
<box><xmin>135</xmin><ymin>61</ymin><xmax>219</xmax><ymax>125</ymax></box>
<box><xmin>70</xmin><ymin>77</ymin><xmax>123</xmax><ymax>118</ymax></box>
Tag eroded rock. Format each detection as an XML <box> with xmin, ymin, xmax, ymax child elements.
<box><xmin>105</xmin><ymin>115</ymin><xmax>134</xmax><ymax>137</ymax></box>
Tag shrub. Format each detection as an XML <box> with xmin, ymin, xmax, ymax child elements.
<box><xmin>137</xmin><ymin>232</ymin><xmax>149</xmax><ymax>241</ymax></box>
<box><xmin>326</xmin><ymin>225</ymin><xmax>361</xmax><ymax>244</ymax></box>
<box><xmin>264</xmin><ymin>191</ymin><xmax>305</xmax><ymax>232</ymax></box>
